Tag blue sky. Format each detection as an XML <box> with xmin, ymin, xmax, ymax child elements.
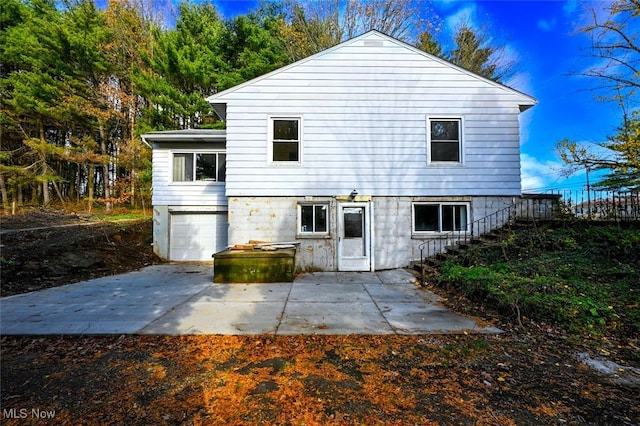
<box><xmin>145</xmin><ymin>0</ymin><xmax>629</xmax><ymax>192</ymax></box>
<box><xmin>429</xmin><ymin>0</ymin><xmax>623</xmax><ymax>192</ymax></box>
<box><xmin>423</xmin><ymin>0</ymin><xmax>623</xmax><ymax>192</ymax></box>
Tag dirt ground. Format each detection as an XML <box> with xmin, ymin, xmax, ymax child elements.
<box><xmin>1</xmin><ymin>210</ymin><xmax>639</xmax><ymax>425</ymax></box>
<box><xmin>0</xmin><ymin>209</ymin><xmax>158</xmax><ymax>297</ymax></box>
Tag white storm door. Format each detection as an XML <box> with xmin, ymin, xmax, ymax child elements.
<box><xmin>338</xmin><ymin>202</ymin><xmax>372</xmax><ymax>271</ymax></box>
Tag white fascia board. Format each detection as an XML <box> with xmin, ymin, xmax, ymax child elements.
<box><xmin>142</xmin><ymin>130</ymin><xmax>226</xmax><ymax>144</ymax></box>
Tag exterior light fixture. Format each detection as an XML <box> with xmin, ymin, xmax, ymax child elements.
<box><xmin>350</xmin><ymin>189</ymin><xmax>358</xmax><ymax>199</ymax></box>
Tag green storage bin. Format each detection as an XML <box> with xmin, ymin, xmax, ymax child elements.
<box><xmin>213</xmin><ymin>248</ymin><xmax>296</xmax><ymax>283</ymax></box>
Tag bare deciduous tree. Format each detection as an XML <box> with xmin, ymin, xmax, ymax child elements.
<box><xmin>280</xmin><ymin>0</ymin><xmax>437</xmax><ymax>60</ymax></box>
<box><xmin>578</xmin><ymin>0</ymin><xmax>639</xmax><ymax>101</ymax></box>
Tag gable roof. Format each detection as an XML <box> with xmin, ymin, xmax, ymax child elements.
<box><xmin>207</xmin><ymin>30</ymin><xmax>536</xmax><ymax>119</ymax></box>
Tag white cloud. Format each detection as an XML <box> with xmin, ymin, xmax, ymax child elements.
<box><xmin>563</xmin><ymin>0</ymin><xmax>578</xmax><ymax>15</ymax></box>
<box><xmin>537</xmin><ymin>18</ymin><xmax>557</xmax><ymax>32</ymax></box>
<box><xmin>521</xmin><ymin>154</ymin><xmax>564</xmax><ymax>192</ymax></box>
<box><xmin>444</xmin><ymin>4</ymin><xmax>478</xmax><ymax>35</ymax></box>
<box><xmin>436</xmin><ymin>0</ymin><xmax>460</xmax><ymax>11</ymax></box>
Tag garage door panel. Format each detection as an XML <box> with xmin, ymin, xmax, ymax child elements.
<box><xmin>170</xmin><ymin>213</ymin><xmax>228</xmax><ymax>261</ymax></box>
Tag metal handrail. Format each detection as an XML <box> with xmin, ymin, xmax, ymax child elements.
<box><xmin>546</xmin><ymin>189</ymin><xmax>640</xmax><ymax>220</ymax></box>
<box><xmin>415</xmin><ymin>190</ymin><xmax>640</xmax><ymax>284</ymax></box>
<box><xmin>418</xmin><ymin>202</ymin><xmax>514</xmax><ymax>263</ymax></box>
<box><xmin>416</xmin><ymin>196</ymin><xmax>557</xmax><ymax>285</ymax></box>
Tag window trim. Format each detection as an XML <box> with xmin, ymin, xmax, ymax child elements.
<box><xmin>170</xmin><ymin>150</ymin><xmax>226</xmax><ymax>184</ymax></box>
<box><xmin>412</xmin><ymin>202</ymin><xmax>470</xmax><ymax>235</ymax></box>
<box><xmin>426</xmin><ymin>116</ymin><xmax>464</xmax><ymax>165</ymax></box>
<box><xmin>297</xmin><ymin>202</ymin><xmax>330</xmax><ymax>238</ymax></box>
<box><xmin>268</xmin><ymin>116</ymin><xmax>303</xmax><ymax>166</ymax></box>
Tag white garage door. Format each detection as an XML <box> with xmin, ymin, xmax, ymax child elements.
<box><xmin>170</xmin><ymin>213</ymin><xmax>228</xmax><ymax>261</ymax></box>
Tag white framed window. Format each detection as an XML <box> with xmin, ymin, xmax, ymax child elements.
<box><xmin>297</xmin><ymin>203</ymin><xmax>329</xmax><ymax>235</ymax></box>
<box><xmin>269</xmin><ymin>117</ymin><xmax>302</xmax><ymax>164</ymax></box>
<box><xmin>427</xmin><ymin>117</ymin><xmax>463</xmax><ymax>164</ymax></box>
<box><xmin>172</xmin><ymin>151</ymin><xmax>226</xmax><ymax>183</ymax></box>
<box><xmin>413</xmin><ymin>202</ymin><xmax>469</xmax><ymax>233</ymax></box>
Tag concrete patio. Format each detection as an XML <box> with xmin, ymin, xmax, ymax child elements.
<box><xmin>0</xmin><ymin>265</ymin><xmax>501</xmax><ymax>335</ymax></box>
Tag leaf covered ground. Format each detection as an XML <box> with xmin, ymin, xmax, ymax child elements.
<box><xmin>1</xmin><ymin>211</ymin><xmax>639</xmax><ymax>424</ymax></box>
<box><xmin>1</xmin><ymin>334</ymin><xmax>638</xmax><ymax>425</ymax></box>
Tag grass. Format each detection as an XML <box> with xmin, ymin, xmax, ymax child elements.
<box><xmin>436</xmin><ymin>222</ymin><xmax>640</xmax><ymax>338</ymax></box>
<box><xmin>87</xmin><ymin>206</ymin><xmax>152</xmax><ymax>221</ymax></box>
<box><xmin>92</xmin><ymin>211</ymin><xmax>151</xmax><ymax>221</ymax></box>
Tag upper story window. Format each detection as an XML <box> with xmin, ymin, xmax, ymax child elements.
<box><xmin>172</xmin><ymin>152</ymin><xmax>226</xmax><ymax>183</ymax></box>
<box><xmin>428</xmin><ymin>118</ymin><xmax>462</xmax><ymax>163</ymax></box>
<box><xmin>413</xmin><ymin>202</ymin><xmax>469</xmax><ymax>233</ymax></box>
<box><xmin>270</xmin><ymin>117</ymin><xmax>301</xmax><ymax>163</ymax></box>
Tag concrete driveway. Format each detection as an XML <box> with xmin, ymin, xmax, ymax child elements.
<box><xmin>0</xmin><ymin>265</ymin><xmax>501</xmax><ymax>335</ymax></box>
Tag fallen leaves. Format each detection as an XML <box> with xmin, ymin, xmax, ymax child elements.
<box><xmin>1</xmin><ymin>334</ymin><xmax>639</xmax><ymax>425</ymax></box>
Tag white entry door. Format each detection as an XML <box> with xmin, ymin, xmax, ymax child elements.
<box><xmin>338</xmin><ymin>202</ymin><xmax>372</xmax><ymax>271</ymax></box>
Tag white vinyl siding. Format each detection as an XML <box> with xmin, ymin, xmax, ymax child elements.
<box><xmin>211</xmin><ymin>32</ymin><xmax>533</xmax><ymax>198</ymax></box>
<box><xmin>152</xmin><ymin>143</ymin><xmax>227</xmax><ymax>207</ymax></box>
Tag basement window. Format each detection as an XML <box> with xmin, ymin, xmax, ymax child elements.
<box><xmin>298</xmin><ymin>203</ymin><xmax>329</xmax><ymax>236</ymax></box>
<box><xmin>413</xmin><ymin>203</ymin><xmax>468</xmax><ymax>233</ymax></box>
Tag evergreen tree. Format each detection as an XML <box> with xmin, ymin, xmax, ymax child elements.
<box><xmin>134</xmin><ymin>1</ymin><xmax>227</xmax><ymax>130</ymax></box>
<box><xmin>1</xmin><ymin>0</ymin><xmax>70</xmax><ymax>205</ymax></box>
<box><xmin>102</xmin><ymin>0</ymin><xmax>155</xmax><ymax>209</ymax></box>
<box><xmin>450</xmin><ymin>25</ymin><xmax>498</xmax><ymax>80</ymax></box>
<box><xmin>61</xmin><ymin>0</ymin><xmax>119</xmax><ymax>211</ymax></box>
<box><xmin>221</xmin><ymin>7</ymin><xmax>291</xmax><ymax>88</ymax></box>
<box><xmin>416</xmin><ymin>30</ymin><xmax>443</xmax><ymax>58</ymax></box>
<box><xmin>595</xmin><ymin>110</ymin><xmax>640</xmax><ymax>190</ymax></box>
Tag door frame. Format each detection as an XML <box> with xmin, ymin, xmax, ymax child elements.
<box><xmin>337</xmin><ymin>201</ymin><xmax>374</xmax><ymax>271</ymax></box>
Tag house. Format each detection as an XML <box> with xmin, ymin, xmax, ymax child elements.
<box><xmin>144</xmin><ymin>30</ymin><xmax>536</xmax><ymax>271</ymax></box>
<box><xmin>143</xmin><ymin>129</ymin><xmax>228</xmax><ymax>262</ymax></box>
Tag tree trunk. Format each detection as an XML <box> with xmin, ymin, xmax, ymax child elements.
<box><xmin>0</xmin><ymin>174</ymin><xmax>8</xmax><ymax>210</ymax></box>
<box><xmin>68</xmin><ymin>163</ymin><xmax>76</xmax><ymax>202</ymax></box>
<box><xmin>42</xmin><ymin>181</ymin><xmax>50</xmax><ymax>205</ymax></box>
<box><xmin>88</xmin><ymin>164</ymin><xmax>95</xmax><ymax>213</ymax></box>
<box><xmin>52</xmin><ymin>180</ymin><xmax>65</xmax><ymax>207</ymax></box>
<box><xmin>39</xmin><ymin>122</ymin><xmax>50</xmax><ymax>206</ymax></box>
<box><xmin>99</xmin><ymin>121</ymin><xmax>113</xmax><ymax>214</ymax></box>
<box><xmin>130</xmin><ymin>91</ymin><xmax>137</xmax><ymax>209</ymax></box>
<box><xmin>131</xmin><ymin>170</ymin><xmax>136</xmax><ymax>209</ymax></box>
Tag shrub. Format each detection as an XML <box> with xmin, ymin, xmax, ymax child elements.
<box><xmin>436</xmin><ymin>223</ymin><xmax>639</xmax><ymax>337</ymax></box>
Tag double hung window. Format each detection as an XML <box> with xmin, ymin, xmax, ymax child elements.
<box><xmin>270</xmin><ymin>117</ymin><xmax>301</xmax><ymax>163</ymax></box>
<box><xmin>428</xmin><ymin>118</ymin><xmax>462</xmax><ymax>163</ymax></box>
